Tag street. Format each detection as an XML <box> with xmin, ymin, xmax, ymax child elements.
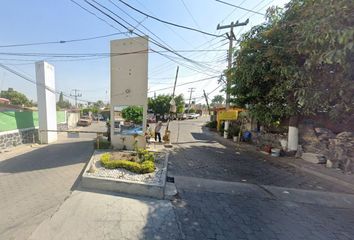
<box><xmin>168</xmin><ymin>117</ymin><xmax>354</xmax><ymax>240</ymax></box>
<box><xmin>1</xmin><ymin>119</ymin><xmax>354</xmax><ymax>240</ymax></box>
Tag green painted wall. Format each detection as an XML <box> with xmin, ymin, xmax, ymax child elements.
<box><xmin>0</xmin><ymin>111</ymin><xmax>66</xmax><ymax>132</ymax></box>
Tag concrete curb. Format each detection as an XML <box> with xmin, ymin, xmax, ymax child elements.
<box><xmin>174</xmin><ymin>175</ymin><xmax>354</xmax><ymax>209</ymax></box>
<box><xmin>203</xmin><ymin>126</ymin><xmax>354</xmax><ymax>192</ymax></box>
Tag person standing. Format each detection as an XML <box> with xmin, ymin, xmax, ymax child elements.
<box><xmin>154</xmin><ymin>121</ymin><xmax>163</xmax><ymax>142</ymax></box>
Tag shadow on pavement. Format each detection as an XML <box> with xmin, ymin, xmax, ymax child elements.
<box><xmin>169</xmin><ymin>130</ymin><xmax>353</xmax><ymax>194</ymax></box>
<box><xmin>75</xmin><ymin>187</ymin><xmax>182</xmax><ymax>239</ymax></box>
<box><xmin>0</xmin><ymin>140</ymin><xmax>94</xmax><ymax>174</ymax></box>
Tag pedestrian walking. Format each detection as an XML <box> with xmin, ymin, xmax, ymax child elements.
<box><xmin>154</xmin><ymin>121</ymin><xmax>163</xmax><ymax>142</ymax></box>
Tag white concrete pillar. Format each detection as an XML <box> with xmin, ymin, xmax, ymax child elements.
<box><xmin>110</xmin><ymin>37</ymin><xmax>148</xmax><ymax>150</ymax></box>
<box><xmin>35</xmin><ymin>61</ymin><xmax>57</xmax><ymax>144</ymax></box>
<box><xmin>287</xmin><ymin>126</ymin><xmax>298</xmax><ymax>151</ymax></box>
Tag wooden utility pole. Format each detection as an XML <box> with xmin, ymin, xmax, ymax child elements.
<box><xmin>203</xmin><ymin>90</ymin><xmax>211</xmax><ymax>115</ymax></box>
<box><xmin>172</xmin><ymin>66</ymin><xmax>179</xmax><ymax>98</ymax></box>
<box><xmin>70</xmin><ymin>89</ymin><xmax>82</xmax><ymax>108</ymax></box>
<box><xmin>187</xmin><ymin>87</ymin><xmax>195</xmax><ymax>113</ymax></box>
<box><xmin>164</xmin><ymin>66</ymin><xmax>179</xmax><ymax>146</ymax></box>
<box><xmin>216</xmin><ymin>19</ymin><xmax>249</xmax><ymax>138</ymax></box>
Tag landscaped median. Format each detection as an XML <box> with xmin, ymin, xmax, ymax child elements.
<box><xmin>81</xmin><ymin>148</ymin><xmax>168</xmax><ymax>199</ymax></box>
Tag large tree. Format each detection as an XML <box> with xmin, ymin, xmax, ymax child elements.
<box><xmin>231</xmin><ymin>0</ymin><xmax>354</xmax><ymax>122</ymax></box>
<box><xmin>0</xmin><ymin>88</ymin><xmax>31</xmax><ymax>106</ymax></box>
<box><xmin>148</xmin><ymin>94</ymin><xmax>185</xmax><ymax>115</ymax></box>
<box><xmin>229</xmin><ymin>0</ymin><xmax>353</xmax><ymax>150</ymax></box>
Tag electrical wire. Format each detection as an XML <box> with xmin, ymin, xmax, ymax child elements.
<box><xmin>85</xmin><ymin>0</ymin><xmax>220</xmax><ymax>74</ymax></box>
<box><xmin>147</xmin><ymin>76</ymin><xmax>219</xmax><ymax>93</ymax></box>
<box><xmin>215</xmin><ymin>0</ymin><xmax>264</xmax><ymax>16</ymax></box>
<box><xmin>0</xmin><ymin>63</ymin><xmax>92</xmax><ymax>103</ymax></box>
<box><xmin>116</xmin><ymin>0</ymin><xmax>223</xmax><ymax>38</ymax></box>
<box><xmin>70</xmin><ymin>0</ymin><xmax>221</xmax><ymax>77</ymax></box>
<box><xmin>0</xmin><ymin>32</ymin><xmax>129</xmax><ymax>48</ymax></box>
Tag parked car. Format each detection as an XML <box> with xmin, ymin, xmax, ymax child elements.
<box><xmin>186</xmin><ymin>113</ymin><xmax>199</xmax><ymax>119</ymax></box>
<box><xmin>77</xmin><ymin>116</ymin><xmax>92</xmax><ymax>126</ymax></box>
<box><xmin>177</xmin><ymin>113</ymin><xmax>187</xmax><ymax>120</ymax></box>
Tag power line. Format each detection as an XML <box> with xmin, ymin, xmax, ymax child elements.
<box><xmin>71</xmin><ymin>0</ymin><xmax>221</xmax><ymax>76</ymax></box>
<box><xmin>85</xmin><ymin>0</ymin><xmax>220</xmax><ymax>74</ymax></box>
<box><xmin>116</xmin><ymin>0</ymin><xmax>223</xmax><ymax>38</ymax></box>
<box><xmin>0</xmin><ymin>49</ymin><xmax>225</xmax><ymax>58</ymax></box>
<box><xmin>180</xmin><ymin>0</ymin><xmax>202</xmax><ymax>32</ymax></box>
<box><xmin>70</xmin><ymin>89</ymin><xmax>82</xmax><ymax>107</ymax></box>
<box><xmin>215</xmin><ymin>0</ymin><xmax>264</xmax><ymax>16</ymax></box>
<box><xmin>0</xmin><ymin>63</ymin><xmax>92</xmax><ymax>103</ymax></box>
<box><xmin>70</xmin><ymin>0</ymin><xmax>123</xmax><ymax>32</ymax></box>
<box><xmin>148</xmin><ymin>76</ymin><xmax>218</xmax><ymax>93</ymax></box>
<box><xmin>0</xmin><ymin>32</ymin><xmax>129</xmax><ymax>48</ymax></box>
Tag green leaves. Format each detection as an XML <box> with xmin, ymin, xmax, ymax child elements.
<box><xmin>121</xmin><ymin>105</ymin><xmax>143</xmax><ymax>124</ymax></box>
<box><xmin>0</xmin><ymin>88</ymin><xmax>31</xmax><ymax>106</ymax></box>
<box><xmin>148</xmin><ymin>94</ymin><xmax>185</xmax><ymax>115</ymax></box>
<box><xmin>229</xmin><ymin>0</ymin><xmax>354</xmax><ymax>125</ymax></box>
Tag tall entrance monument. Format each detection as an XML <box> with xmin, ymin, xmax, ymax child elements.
<box><xmin>110</xmin><ymin>37</ymin><xmax>148</xmax><ymax>150</ymax></box>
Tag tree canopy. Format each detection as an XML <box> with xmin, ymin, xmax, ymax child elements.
<box><xmin>211</xmin><ymin>95</ymin><xmax>225</xmax><ymax>107</ymax></box>
<box><xmin>57</xmin><ymin>92</ymin><xmax>72</xmax><ymax>109</ymax></box>
<box><xmin>0</xmin><ymin>88</ymin><xmax>31</xmax><ymax>106</ymax></box>
<box><xmin>229</xmin><ymin>0</ymin><xmax>354</xmax><ymax>125</ymax></box>
<box><xmin>148</xmin><ymin>94</ymin><xmax>185</xmax><ymax>115</ymax></box>
<box><xmin>122</xmin><ymin>105</ymin><xmax>143</xmax><ymax>124</ymax></box>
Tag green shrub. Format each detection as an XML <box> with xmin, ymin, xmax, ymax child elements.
<box><xmin>100</xmin><ymin>152</ymin><xmax>155</xmax><ymax>174</ymax></box>
<box><xmin>94</xmin><ymin>139</ymin><xmax>111</xmax><ymax>149</ymax></box>
<box><xmin>101</xmin><ymin>153</ymin><xmax>111</xmax><ymax>162</ymax></box>
<box><xmin>205</xmin><ymin>121</ymin><xmax>217</xmax><ymax>129</ymax></box>
<box><xmin>137</xmin><ymin>148</ymin><xmax>155</xmax><ymax>162</ymax></box>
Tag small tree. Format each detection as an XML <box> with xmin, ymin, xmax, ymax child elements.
<box><xmin>122</xmin><ymin>105</ymin><xmax>143</xmax><ymax>124</ymax></box>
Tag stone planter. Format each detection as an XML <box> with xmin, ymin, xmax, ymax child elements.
<box><xmin>81</xmin><ymin>150</ymin><xmax>168</xmax><ymax>199</ymax></box>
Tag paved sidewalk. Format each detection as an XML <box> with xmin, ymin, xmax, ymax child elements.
<box><xmin>29</xmin><ymin>190</ymin><xmax>182</xmax><ymax>240</ymax></box>
<box><xmin>0</xmin><ymin>138</ymin><xmax>93</xmax><ymax>240</ymax></box>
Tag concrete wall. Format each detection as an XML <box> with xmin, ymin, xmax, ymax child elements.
<box><xmin>110</xmin><ymin>37</ymin><xmax>148</xmax><ymax>150</ymax></box>
<box><xmin>67</xmin><ymin>112</ymin><xmax>80</xmax><ymax>129</ymax></box>
<box><xmin>0</xmin><ymin>128</ymin><xmax>38</xmax><ymax>150</ymax></box>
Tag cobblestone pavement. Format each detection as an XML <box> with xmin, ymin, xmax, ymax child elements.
<box><xmin>168</xmin><ymin>118</ymin><xmax>353</xmax><ymax>194</ymax></box>
<box><xmin>167</xmin><ymin>118</ymin><xmax>354</xmax><ymax>240</ymax></box>
<box><xmin>172</xmin><ymin>179</ymin><xmax>354</xmax><ymax>240</ymax></box>
<box><xmin>0</xmin><ymin>125</ymin><xmax>98</xmax><ymax>239</ymax></box>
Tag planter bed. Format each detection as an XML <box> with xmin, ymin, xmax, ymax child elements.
<box><xmin>81</xmin><ymin>150</ymin><xmax>168</xmax><ymax>199</ymax></box>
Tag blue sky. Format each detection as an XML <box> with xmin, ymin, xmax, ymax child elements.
<box><xmin>0</xmin><ymin>0</ymin><xmax>289</xmax><ymax>105</ymax></box>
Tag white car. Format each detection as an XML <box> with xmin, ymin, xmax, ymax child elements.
<box><xmin>186</xmin><ymin>113</ymin><xmax>199</xmax><ymax>119</ymax></box>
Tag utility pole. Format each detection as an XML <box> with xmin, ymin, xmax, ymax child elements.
<box><xmin>217</xmin><ymin>19</ymin><xmax>249</xmax><ymax>138</ymax></box>
<box><xmin>203</xmin><ymin>90</ymin><xmax>211</xmax><ymax>115</ymax></box>
<box><xmin>172</xmin><ymin>66</ymin><xmax>179</xmax><ymax>99</ymax></box>
<box><xmin>70</xmin><ymin>89</ymin><xmax>82</xmax><ymax>108</ymax></box>
<box><xmin>187</xmin><ymin>87</ymin><xmax>195</xmax><ymax>113</ymax></box>
<box><xmin>164</xmin><ymin>66</ymin><xmax>179</xmax><ymax>146</ymax></box>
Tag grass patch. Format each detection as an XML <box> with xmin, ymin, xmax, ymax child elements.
<box><xmin>100</xmin><ymin>150</ymin><xmax>155</xmax><ymax>174</ymax></box>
